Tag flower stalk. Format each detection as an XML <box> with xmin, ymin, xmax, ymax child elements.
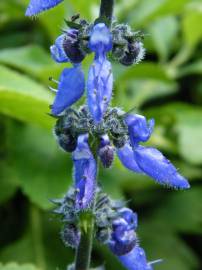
<box><xmin>99</xmin><ymin>0</ymin><xmax>114</xmax><ymax>22</ymax></box>
<box><xmin>75</xmin><ymin>212</ymin><xmax>95</xmax><ymax>270</ymax></box>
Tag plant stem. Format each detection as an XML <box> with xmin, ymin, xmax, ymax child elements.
<box><xmin>99</xmin><ymin>0</ymin><xmax>114</xmax><ymax>22</ymax></box>
<box><xmin>30</xmin><ymin>204</ymin><xmax>47</xmax><ymax>270</ymax></box>
<box><xmin>75</xmin><ymin>212</ymin><xmax>95</xmax><ymax>270</ymax></box>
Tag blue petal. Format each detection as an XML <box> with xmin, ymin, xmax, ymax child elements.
<box><xmin>119</xmin><ymin>208</ymin><xmax>138</xmax><ymax>231</ymax></box>
<box><xmin>51</xmin><ymin>65</ymin><xmax>85</xmax><ymax>115</ymax></box>
<box><xmin>109</xmin><ymin>218</ymin><xmax>137</xmax><ymax>256</ymax></box>
<box><xmin>87</xmin><ymin>57</ymin><xmax>113</xmax><ymax>123</ymax></box>
<box><xmin>125</xmin><ymin>114</ymin><xmax>154</xmax><ymax>147</ymax></box>
<box><xmin>89</xmin><ymin>23</ymin><xmax>112</xmax><ymax>54</ymax></box>
<box><xmin>117</xmin><ymin>144</ymin><xmax>143</xmax><ymax>173</ymax></box>
<box><xmin>134</xmin><ymin>146</ymin><xmax>190</xmax><ymax>189</ymax></box>
<box><xmin>50</xmin><ymin>34</ymin><xmax>69</xmax><ymax>63</ymax></box>
<box><xmin>72</xmin><ymin>134</ymin><xmax>97</xmax><ymax>210</ymax></box>
<box><xmin>118</xmin><ymin>246</ymin><xmax>153</xmax><ymax>270</ymax></box>
<box><xmin>26</xmin><ymin>0</ymin><xmax>64</xmax><ymax>16</ymax></box>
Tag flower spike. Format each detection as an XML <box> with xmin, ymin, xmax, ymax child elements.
<box><xmin>51</xmin><ymin>65</ymin><xmax>85</xmax><ymax>116</ymax></box>
<box><xmin>25</xmin><ymin>0</ymin><xmax>64</xmax><ymax>16</ymax></box>
<box><xmin>87</xmin><ymin>23</ymin><xmax>113</xmax><ymax>123</ymax></box>
<box><xmin>72</xmin><ymin>134</ymin><xmax>97</xmax><ymax>210</ymax></box>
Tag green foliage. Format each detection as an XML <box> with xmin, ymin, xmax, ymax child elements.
<box><xmin>0</xmin><ymin>0</ymin><xmax>202</xmax><ymax>270</ymax></box>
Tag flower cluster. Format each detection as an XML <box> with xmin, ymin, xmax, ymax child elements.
<box><xmin>53</xmin><ymin>189</ymin><xmax>160</xmax><ymax>270</ymax></box>
<box><xmin>25</xmin><ymin>1</ymin><xmax>190</xmax><ymax>270</ymax></box>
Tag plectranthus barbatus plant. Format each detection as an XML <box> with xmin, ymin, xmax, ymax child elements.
<box><xmin>25</xmin><ymin>1</ymin><xmax>190</xmax><ymax>269</ymax></box>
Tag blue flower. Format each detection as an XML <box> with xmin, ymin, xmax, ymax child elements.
<box><xmin>108</xmin><ymin>207</ymin><xmax>159</xmax><ymax>270</ymax></box>
<box><xmin>50</xmin><ymin>34</ymin><xmax>69</xmax><ymax>63</ymax></box>
<box><xmin>72</xmin><ymin>134</ymin><xmax>97</xmax><ymax>210</ymax></box>
<box><xmin>87</xmin><ymin>23</ymin><xmax>113</xmax><ymax>123</ymax></box>
<box><xmin>51</xmin><ymin>65</ymin><xmax>85</xmax><ymax>115</ymax></box>
<box><xmin>117</xmin><ymin>113</ymin><xmax>190</xmax><ymax>189</ymax></box>
<box><xmin>26</xmin><ymin>0</ymin><xmax>64</xmax><ymax>16</ymax></box>
<box><xmin>109</xmin><ymin>208</ymin><xmax>137</xmax><ymax>256</ymax></box>
<box><xmin>118</xmin><ymin>246</ymin><xmax>154</xmax><ymax>270</ymax></box>
<box><xmin>125</xmin><ymin>114</ymin><xmax>154</xmax><ymax>147</ymax></box>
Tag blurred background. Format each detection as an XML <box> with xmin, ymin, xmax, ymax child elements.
<box><xmin>0</xmin><ymin>0</ymin><xmax>202</xmax><ymax>270</ymax></box>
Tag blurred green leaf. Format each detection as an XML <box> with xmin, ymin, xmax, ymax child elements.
<box><xmin>115</xmin><ymin>62</ymin><xmax>171</xmax><ymax>82</ymax></box>
<box><xmin>0</xmin><ymin>46</ymin><xmax>62</xmax><ymax>83</ymax></box>
<box><xmin>182</xmin><ymin>10</ymin><xmax>202</xmax><ymax>48</ymax></box>
<box><xmin>130</xmin><ymin>0</ymin><xmax>191</xmax><ymax>27</ymax></box>
<box><xmin>146</xmin><ymin>103</ymin><xmax>202</xmax><ymax>165</ymax></box>
<box><xmin>115</xmin><ymin>79</ymin><xmax>177</xmax><ymax>109</ymax></box>
<box><xmin>0</xmin><ymin>65</ymin><xmax>53</xmax><ymax>129</ymax></box>
<box><xmin>7</xmin><ymin>123</ymin><xmax>71</xmax><ymax>210</ymax></box>
<box><xmin>0</xmin><ymin>206</ymin><xmax>72</xmax><ymax>270</ymax></box>
<box><xmin>0</xmin><ymin>263</ymin><xmax>41</xmax><ymax>270</ymax></box>
<box><xmin>149</xmin><ymin>16</ymin><xmax>179</xmax><ymax>62</ymax></box>
<box><xmin>140</xmin><ymin>225</ymin><xmax>199</xmax><ymax>270</ymax></box>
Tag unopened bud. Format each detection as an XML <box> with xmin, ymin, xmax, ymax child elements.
<box><xmin>98</xmin><ymin>135</ymin><xmax>114</xmax><ymax>168</ymax></box>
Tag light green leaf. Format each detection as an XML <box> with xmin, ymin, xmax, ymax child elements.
<box><xmin>130</xmin><ymin>0</ymin><xmax>191</xmax><ymax>27</ymax></box>
<box><xmin>145</xmin><ymin>103</ymin><xmax>202</xmax><ymax>165</ymax></box>
<box><xmin>7</xmin><ymin>123</ymin><xmax>71</xmax><ymax>209</ymax></box>
<box><xmin>0</xmin><ymin>65</ymin><xmax>53</xmax><ymax>129</ymax></box>
<box><xmin>182</xmin><ymin>10</ymin><xmax>202</xmax><ymax>48</ymax></box>
<box><xmin>115</xmin><ymin>62</ymin><xmax>171</xmax><ymax>82</ymax></box>
<box><xmin>0</xmin><ymin>263</ymin><xmax>41</xmax><ymax>270</ymax></box>
<box><xmin>0</xmin><ymin>46</ymin><xmax>62</xmax><ymax>83</ymax></box>
<box><xmin>149</xmin><ymin>16</ymin><xmax>179</xmax><ymax>61</ymax></box>
<box><xmin>114</xmin><ymin>79</ymin><xmax>177</xmax><ymax>109</ymax></box>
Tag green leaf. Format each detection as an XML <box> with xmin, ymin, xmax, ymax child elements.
<box><xmin>182</xmin><ymin>10</ymin><xmax>202</xmax><ymax>48</ymax></box>
<box><xmin>140</xmin><ymin>225</ymin><xmax>199</xmax><ymax>270</ymax></box>
<box><xmin>7</xmin><ymin>122</ymin><xmax>71</xmax><ymax>210</ymax></box>
<box><xmin>0</xmin><ymin>206</ymin><xmax>73</xmax><ymax>270</ymax></box>
<box><xmin>177</xmin><ymin>60</ymin><xmax>202</xmax><ymax>77</ymax></box>
<box><xmin>0</xmin><ymin>65</ymin><xmax>53</xmax><ymax>129</ymax></box>
<box><xmin>0</xmin><ymin>263</ymin><xmax>41</xmax><ymax>270</ymax></box>
<box><xmin>115</xmin><ymin>62</ymin><xmax>171</xmax><ymax>82</ymax></box>
<box><xmin>149</xmin><ymin>16</ymin><xmax>179</xmax><ymax>62</ymax></box>
<box><xmin>0</xmin><ymin>46</ymin><xmax>62</xmax><ymax>83</ymax></box>
<box><xmin>145</xmin><ymin>103</ymin><xmax>202</xmax><ymax>165</ymax></box>
<box><xmin>130</xmin><ymin>0</ymin><xmax>191</xmax><ymax>27</ymax></box>
<box><xmin>114</xmin><ymin>79</ymin><xmax>177</xmax><ymax>109</ymax></box>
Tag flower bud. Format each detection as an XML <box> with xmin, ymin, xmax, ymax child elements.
<box><xmin>63</xmin><ymin>29</ymin><xmax>86</xmax><ymax>63</ymax></box>
<box><xmin>98</xmin><ymin>135</ymin><xmax>114</xmax><ymax>168</ymax></box>
<box><xmin>57</xmin><ymin>133</ymin><xmax>77</xmax><ymax>152</ymax></box>
<box><xmin>61</xmin><ymin>224</ymin><xmax>81</xmax><ymax>248</ymax></box>
<box><xmin>119</xmin><ymin>41</ymin><xmax>145</xmax><ymax>66</ymax></box>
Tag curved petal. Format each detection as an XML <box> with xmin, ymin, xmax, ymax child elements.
<box><xmin>26</xmin><ymin>0</ymin><xmax>64</xmax><ymax>16</ymax></box>
<box><xmin>109</xmin><ymin>218</ymin><xmax>137</xmax><ymax>256</ymax></box>
<box><xmin>118</xmin><ymin>246</ymin><xmax>153</xmax><ymax>270</ymax></box>
<box><xmin>50</xmin><ymin>34</ymin><xmax>69</xmax><ymax>63</ymax></box>
<box><xmin>117</xmin><ymin>144</ymin><xmax>143</xmax><ymax>173</ymax></box>
<box><xmin>118</xmin><ymin>208</ymin><xmax>138</xmax><ymax>231</ymax></box>
<box><xmin>134</xmin><ymin>146</ymin><xmax>190</xmax><ymax>189</ymax></box>
<box><xmin>87</xmin><ymin>57</ymin><xmax>113</xmax><ymax>123</ymax></box>
<box><xmin>125</xmin><ymin>114</ymin><xmax>154</xmax><ymax>147</ymax></box>
<box><xmin>51</xmin><ymin>65</ymin><xmax>85</xmax><ymax>115</ymax></box>
<box><xmin>72</xmin><ymin>134</ymin><xmax>97</xmax><ymax>210</ymax></box>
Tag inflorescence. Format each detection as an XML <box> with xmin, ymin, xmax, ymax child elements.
<box><xmin>25</xmin><ymin>1</ymin><xmax>190</xmax><ymax>270</ymax></box>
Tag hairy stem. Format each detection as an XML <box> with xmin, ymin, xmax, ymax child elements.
<box><xmin>100</xmin><ymin>0</ymin><xmax>114</xmax><ymax>22</ymax></box>
<box><xmin>75</xmin><ymin>212</ymin><xmax>95</xmax><ymax>270</ymax></box>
